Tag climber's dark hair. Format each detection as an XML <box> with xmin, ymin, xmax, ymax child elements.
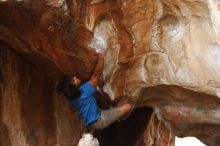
<box><xmin>56</xmin><ymin>75</ymin><xmax>81</xmax><ymax>100</ymax></box>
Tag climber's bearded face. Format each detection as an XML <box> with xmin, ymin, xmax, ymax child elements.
<box><xmin>71</xmin><ymin>76</ymin><xmax>81</xmax><ymax>87</ymax></box>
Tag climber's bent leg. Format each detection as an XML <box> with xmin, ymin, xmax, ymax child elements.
<box><xmin>90</xmin><ymin>107</ymin><xmax>121</xmax><ymax>129</ymax></box>
<box><xmin>90</xmin><ymin>103</ymin><xmax>132</xmax><ymax>129</ymax></box>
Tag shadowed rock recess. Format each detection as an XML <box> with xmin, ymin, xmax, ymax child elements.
<box><xmin>1</xmin><ymin>0</ymin><xmax>220</xmax><ymax>146</ymax></box>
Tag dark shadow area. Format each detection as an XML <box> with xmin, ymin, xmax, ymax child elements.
<box><xmin>94</xmin><ymin>107</ymin><xmax>153</xmax><ymax>146</ymax></box>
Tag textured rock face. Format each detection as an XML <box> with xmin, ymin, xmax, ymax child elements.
<box><xmin>142</xmin><ymin>113</ymin><xmax>174</xmax><ymax>146</ymax></box>
<box><xmin>91</xmin><ymin>1</ymin><xmax>220</xmax><ymax>144</ymax></box>
<box><xmin>0</xmin><ymin>45</ymin><xmax>86</xmax><ymax>146</ymax></box>
<box><xmin>91</xmin><ymin>1</ymin><xmax>220</xmax><ymax>145</ymax></box>
<box><xmin>1</xmin><ymin>0</ymin><xmax>220</xmax><ymax>146</ymax></box>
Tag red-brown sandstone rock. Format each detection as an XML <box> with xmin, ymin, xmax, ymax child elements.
<box><xmin>1</xmin><ymin>0</ymin><xmax>220</xmax><ymax>146</ymax></box>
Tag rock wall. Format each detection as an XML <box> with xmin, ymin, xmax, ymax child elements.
<box><xmin>0</xmin><ymin>0</ymin><xmax>98</xmax><ymax>80</ymax></box>
<box><xmin>139</xmin><ymin>85</ymin><xmax>220</xmax><ymax>146</ymax></box>
<box><xmin>0</xmin><ymin>45</ymin><xmax>155</xmax><ymax>146</ymax></box>
<box><xmin>0</xmin><ymin>45</ymin><xmax>86</xmax><ymax>146</ymax></box>
<box><xmin>141</xmin><ymin>113</ymin><xmax>174</xmax><ymax>146</ymax></box>
<box><xmin>90</xmin><ymin>0</ymin><xmax>220</xmax><ymax>101</ymax></box>
<box><xmin>1</xmin><ymin>0</ymin><xmax>220</xmax><ymax>146</ymax></box>
<box><xmin>90</xmin><ymin>1</ymin><xmax>220</xmax><ymax>145</ymax></box>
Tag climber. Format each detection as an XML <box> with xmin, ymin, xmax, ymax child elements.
<box><xmin>57</xmin><ymin>53</ymin><xmax>132</xmax><ymax>129</ymax></box>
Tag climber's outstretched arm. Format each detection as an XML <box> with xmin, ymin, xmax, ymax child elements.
<box><xmin>90</xmin><ymin>53</ymin><xmax>104</xmax><ymax>87</ymax></box>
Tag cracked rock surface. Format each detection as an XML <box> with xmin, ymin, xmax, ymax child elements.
<box><xmin>1</xmin><ymin>0</ymin><xmax>220</xmax><ymax>146</ymax></box>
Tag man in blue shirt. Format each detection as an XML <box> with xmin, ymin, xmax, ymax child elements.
<box><xmin>57</xmin><ymin>54</ymin><xmax>132</xmax><ymax>129</ymax></box>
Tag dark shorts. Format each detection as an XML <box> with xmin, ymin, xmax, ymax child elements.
<box><xmin>90</xmin><ymin>107</ymin><xmax>123</xmax><ymax>129</ymax></box>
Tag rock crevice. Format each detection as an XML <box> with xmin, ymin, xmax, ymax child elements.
<box><xmin>1</xmin><ymin>0</ymin><xmax>220</xmax><ymax>145</ymax></box>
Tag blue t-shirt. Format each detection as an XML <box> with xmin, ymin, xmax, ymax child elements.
<box><xmin>67</xmin><ymin>81</ymin><xmax>100</xmax><ymax>125</ymax></box>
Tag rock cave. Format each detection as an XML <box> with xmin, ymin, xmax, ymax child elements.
<box><xmin>0</xmin><ymin>0</ymin><xmax>220</xmax><ymax>146</ymax></box>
